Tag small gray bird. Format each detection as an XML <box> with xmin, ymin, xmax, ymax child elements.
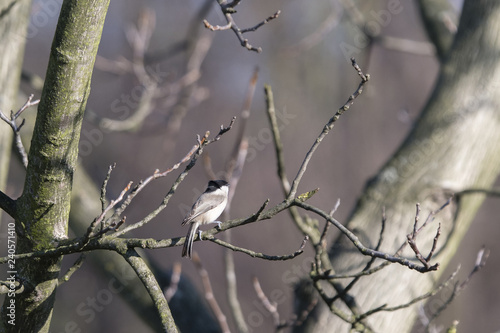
<box><xmin>182</xmin><ymin>180</ymin><xmax>229</xmax><ymax>258</ymax></box>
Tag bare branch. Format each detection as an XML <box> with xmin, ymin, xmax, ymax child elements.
<box><xmin>0</xmin><ymin>190</ymin><xmax>302</xmax><ymax>264</ymax></box>
<box><xmin>228</xmin><ymin>67</ymin><xmax>258</xmax><ymax>176</ymax></box>
<box><xmin>81</xmin><ymin>180</ymin><xmax>132</xmax><ymax>244</ymax></box>
<box><xmin>217</xmin><ymin>70</ymin><xmax>258</xmax><ymax>333</ymax></box>
<box><xmin>207</xmin><ymin>235</ymin><xmax>308</xmax><ymax>261</ymax></box>
<box><xmin>164</xmin><ymin>262</ymin><xmax>182</xmax><ymax>302</ymax></box>
<box><xmin>0</xmin><ymin>94</ymin><xmax>39</xmax><ymax>168</ymax></box>
<box><xmin>359</xmin><ymin>267</ymin><xmax>460</xmax><ymax>321</ymax></box>
<box><xmin>313</xmin><ymin>209</ymin><xmax>389</xmax><ymax>282</ymax></box>
<box><xmin>424</xmin><ymin>246</ymin><xmax>490</xmax><ymax>329</ymax></box>
<box><xmin>296</xmin><ymin>200</ymin><xmax>440</xmax><ymax>273</ymax></box>
<box><xmin>265</xmin><ymin>84</ymin><xmax>290</xmax><ymax>194</ymax></box>
<box><xmin>240</xmin><ymin>11</ymin><xmax>280</xmax><ymax>33</ymax></box>
<box><xmin>122</xmin><ymin>248</ymin><xmax>177</xmax><ymax>333</ymax></box>
<box><xmin>203</xmin><ymin>20</ymin><xmax>231</xmax><ymax>31</ymax></box>
<box><xmin>100</xmin><ymin>163</ymin><xmax>115</xmax><ymax>212</ymax></box>
<box><xmin>109</xmin><ymin>145</ymin><xmax>198</xmax><ymax>235</ymax></box>
<box><xmin>212</xmin><ymin>116</ymin><xmax>236</xmax><ymax>142</ymax></box>
<box><xmin>405</xmin><ymin>200</ymin><xmax>452</xmax><ymax>270</ymax></box>
<box><xmin>192</xmin><ymin>253</ymin><xmax>230</xmax><ymax>333</ymax></box>
<box><xmin>287</xmin><ymin>58</ymin><xmax>369</xmax><ymax>200</ymax></box>
<box><xmin>111</xmin><ymin>121</ymin><xmax>232</xmax><ymax>238</ymax></box>
<box><xmin>58</xmin><ymin>254</ymin><xmax>86</xmax><ymax>285</ymax></box>
<box><xmin>456</xmin><ymin>187</ymin><xmax>500</xmax><ymax>197</ymax></box>
<box><xmin>253</xmin><ymin>277</ymin><xmax>280</xmax><ymax>326</ymax></box>
<box><xmin>422</xmin><ymin>247</ymin><xmax>488</xmax><ymax>331</ymax></box>
<box><xmin>204</xmin><ymin>1</ymin><xmax>280</xmax><ymax>52</ymax></box>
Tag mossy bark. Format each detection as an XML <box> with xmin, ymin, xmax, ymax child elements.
<box><xmin>0</xmin><ymin>0</ymin><xmax>111</xmax><ymax>332</ymax></box>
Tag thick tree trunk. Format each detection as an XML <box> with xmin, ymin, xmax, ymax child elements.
<box><xmin>295</xmin><ymin>0</ymin><xmax>500</xmax><ymax>332</ymax></box>
<box><xmin>1</xmin><ymin>1</ymin><xmax>111</xmax><ymax>331</ymax></box>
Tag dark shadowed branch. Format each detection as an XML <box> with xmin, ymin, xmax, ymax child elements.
<box><xmin>204</xmin><ymin>0</ymin><xmax>280</xmax><ymax>52</ymax></box>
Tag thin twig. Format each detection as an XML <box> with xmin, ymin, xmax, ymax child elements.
<box><xmin>0</xmin><ymin>193</ymin><xmax>301</xmax><ymax>264</ymax></box>
<box><xmin>265</xmin><ymin>84</ymin><xmax>290</xmax><ymax>193</ymax></box>
<box><xmin>100</xmin><ymin>164</ymin><xmax>115</xmax><ymax>212</ymax></box>
<box><xmin>314</xmin><ymin>207</ymin><xmax>390</xmax><ymax>281</ymax></box>
<box><xmin>82</xmin><ymin>181</ymin><xmax>132</xmax><ymax>244</ymax></box>
<box><xmin>216</xmin><ymin>70</ymin><xmax>258</xmax><ymax>333</ymax></box>
<box><xmin>330</xmin><ymin>207</ymin><xmax>389</xmax><ymax>304</ymax></box>
<box><xmin>192</xmin><ymin>253</ymin><xmax>230</xmax><ymax>333</ymax></box>
<box><xmin>425</xmin><ymin>247</ymin><xmax>490</xmax><ymax>329</ymax></box>
<box><xmin>208</xmin><ymin>236</ymin><xmax>308</xmax><ymax>261</ymax></box>
<box><xmin>228</xmin><ymin>67</ymin><xmax>258</xmax><ymax>176</ymax></box>
<box><xmin>240</xmin><ymin>11</ymin><xmax>281</xmax><ymax>33</ymax></box>
<box><xmin>113</xmin><ymin>119</ymin><xmax>235</xmax><ymax>237</ymax></box>
<box><xmin>253</xmin><ymin>277</ymin><xmax>280</xmax><ymax>326</ymax></box>
<box><xmin>224</xmin><ymin>235</ymin><xmax>248</xmax><ymax>333</ymax></box>
<box><xmin>260</xmin><ymin>64</ymin><xmax>372</xmax><ymax>325</ymax></box>
<box><xmin>58</xmin><ymin>254</ymin><xmax>86</xmax><ymax>285</ymax></box>
<box><xmin>406</xmin><ymin>200</ymin><xmax>450</xmax><ymax>270</ymax></box>
<box><xmin>351</xmin><ymin>266</ymin><xmax>461</xmax><ymax>327</ymax></box>
<box><xmin>111</xmin><ymin>143</ymin><xmax>198</xmax><ymax>228</ymax></box>
<box><xmin>204</xmin><ymin>1</ymin><xmax>280</xmax><ymax>53</ymax></box>
<box><xmin>164</xmin><ymin>262</ymin><xmax>182</xmax><ymax>302</ymax></box>
<box><xmin>0</xmin><ymin>94</ymin><xmax>40</xmax><ymax>168</ymax></box>
<box><xmin>296</xmin><ymin>201</ymin><xmax>439</xmax><ymax>272</ymax></box>
<box><xmin>287</xmin><ymin>58</ymin><xmax>369</xmax><ymax>200</ymax></box>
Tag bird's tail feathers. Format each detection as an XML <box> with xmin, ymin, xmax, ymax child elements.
<box><xmin>182</xmin><ymin>222</ymin><xmax>198</xmax><ymax>259</ymax></box>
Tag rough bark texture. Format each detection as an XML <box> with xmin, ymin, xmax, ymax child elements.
<box><xmin>295</xmin><ymin>0</ymin><xmax>500</xmax><ymax>332</ymax></box>
<box><xmin>0</xmin><ymin>0</ymin><xmax>32</xmax><ymax>222</ymax></box>
<box><xmin>0</xmin><ymin>0</ymin><xmax>111</xmax><ymax>331</ymax></box>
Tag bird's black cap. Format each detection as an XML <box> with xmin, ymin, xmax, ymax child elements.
<box><xmin>208</xmin><ymin>180</ymin><xmax>229</xmax><ymax>188</ymax></box>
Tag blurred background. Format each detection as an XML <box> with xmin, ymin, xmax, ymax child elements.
<box><xmin>2</xmin><ymin>0</ymin><xmax>499</xmax><ymax>332</ymax></box>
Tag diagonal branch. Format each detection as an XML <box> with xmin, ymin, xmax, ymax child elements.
<box><xmin>296</xmin><ymin>201</ymin><xmax>439</xmax><ymax>273</ymax></box>
<box><xmin>287</xmin><ymin>58</ymin><xmax>369</xmax><ymax>200</ymax></box>
<box><xmin>112</xmin><ymin>118</ymin><xmax>235</xmax><ymax>237</ymax></box>
<box><xmin>207</xmin><ymin>236</ymin><xmax>308</xmax><ymax>260</ymax></box>
<box><xmin>122</xmin><ymin>248</ymin><xmax>177</xmax><ymax>333</ymax></box>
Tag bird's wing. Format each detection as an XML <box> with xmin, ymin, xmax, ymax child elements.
<box><xmin>181</xmin><ymin>192</ymin><xmax>226</xmax><ymax>225</ymax></box>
